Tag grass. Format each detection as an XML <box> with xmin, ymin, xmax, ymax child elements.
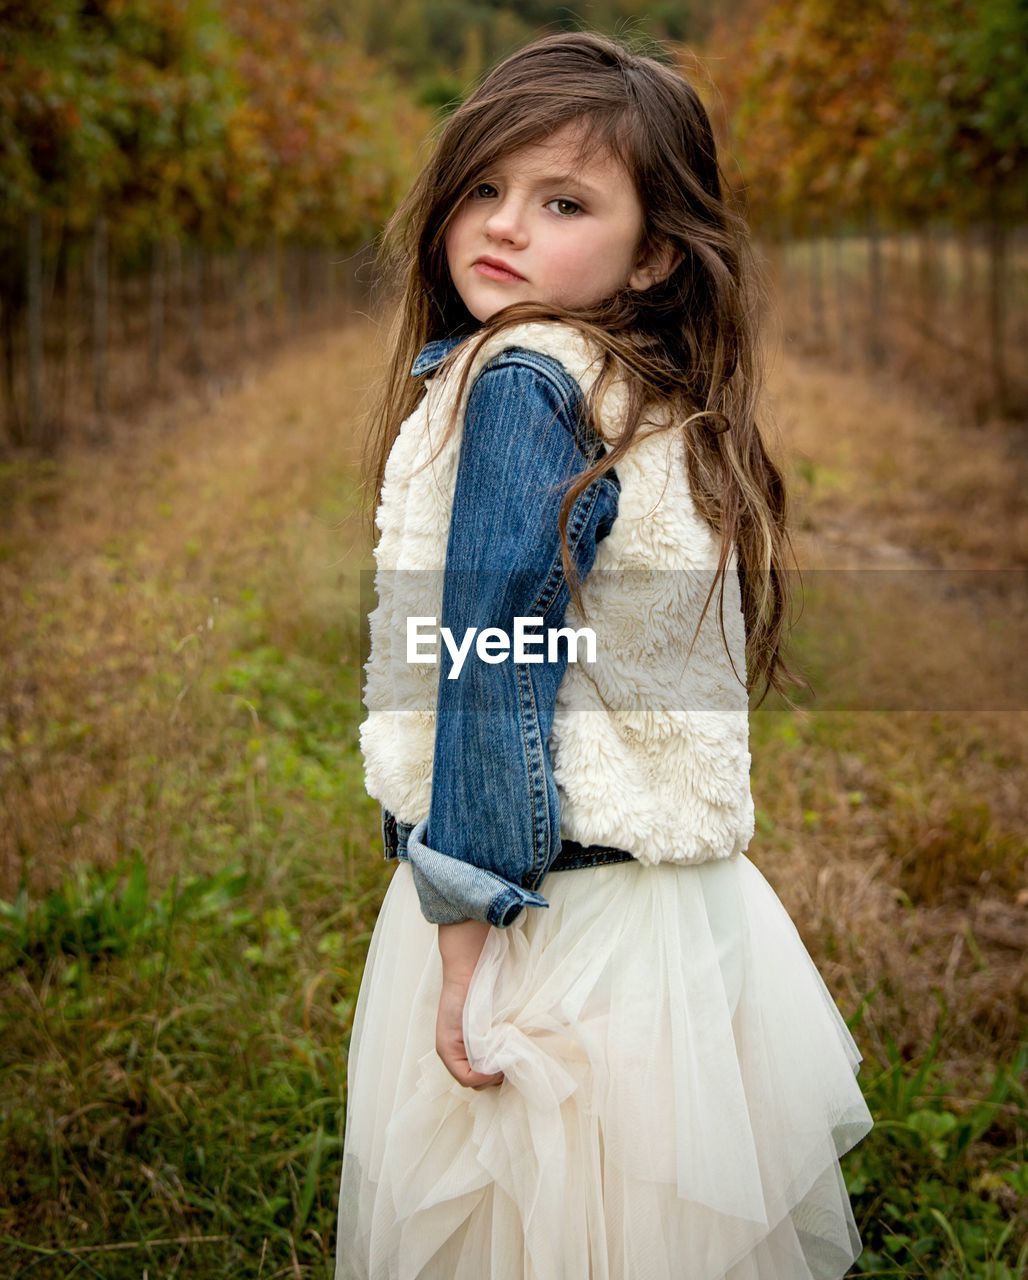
<box><xmin>0</xmin><ymin>313</ymin><xmax>1025</xmax><ymax>1276</ymax></box>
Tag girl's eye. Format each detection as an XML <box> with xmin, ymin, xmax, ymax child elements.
<box><xmin>469</xmin><ymin>184</ymin><xmax>582</xmax><ymax>218</ymax></box>
<box><xmin>542</xmin><ymin>197</ymin><xmax>583</xmax><ymax>217</ymax></box>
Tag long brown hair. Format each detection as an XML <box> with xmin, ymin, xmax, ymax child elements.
<box><xmin>363</xmin><ymin>29</ymin><xmax>806</xmax><ymax>708</ymax></box>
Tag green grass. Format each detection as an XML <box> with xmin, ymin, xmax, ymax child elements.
<box><xmin>848</xmin><ymin>1031</ymin><xmax>1027</xmax><ymax>1278</ymax></box>
<box><xmin>0</xmin><ymin>611</ymin><xmax>389</xmax><ymax>1277</ymax></box>
<box><xmin>1</xmin><ymin>812</ymin><xmax>1024</xmax><ymax>1275</ymax></box>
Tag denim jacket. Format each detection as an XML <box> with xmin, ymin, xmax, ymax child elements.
<box><xmin>364</xmin><ymin>322</ymin><xmax>756</xmax><ymax>924</ymax></box>
<box><xmin>378</xmin><ymin>335</ymin><xmax>626</xmax><ymax>928</ymax></box>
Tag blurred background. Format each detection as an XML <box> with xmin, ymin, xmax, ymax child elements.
<box><xmin>1</xmin><ymin>0</ymin><xmax>1025</xmax><ymax>445</ymax></box>
<box><xmin>0</xmin><ymin>2</ymin><xmax>1025</xmax><ymax>1276</ymax></box>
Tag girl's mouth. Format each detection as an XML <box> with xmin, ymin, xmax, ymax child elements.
<box><xmin>473</xmin><ymin>260</ymin><xmax>525</xmax><ymax>282</ymax></box>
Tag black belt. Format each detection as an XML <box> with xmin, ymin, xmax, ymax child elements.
<box><xmin>380</xmin><ymin>808</ymin><xmax>637</xmax><ymax>874</ymax></box>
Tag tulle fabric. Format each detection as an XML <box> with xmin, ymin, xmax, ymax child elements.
<box><xmin>333</xmin><ymin>853</ymin><xmax>874</xmax><ymax>1280</ymax></box>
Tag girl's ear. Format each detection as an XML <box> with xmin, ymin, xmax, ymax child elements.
<box><xmin>629</xmin><ymin>239</ymin><xmax>684</xmax><ymax>291</ymax></box>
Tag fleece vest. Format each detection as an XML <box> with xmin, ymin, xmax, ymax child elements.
<box><xmin>359</xmin><ymin>320</ymin><xmax>755</xmax><ymax>867</ymax></box>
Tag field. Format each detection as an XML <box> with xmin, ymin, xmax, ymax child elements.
<box><xmin>1</xmin><ymin>314</ymin><xmax>1025</xmax><ymax>1277</ymax></box>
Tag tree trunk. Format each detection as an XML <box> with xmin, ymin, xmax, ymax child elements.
<box><xmin>56</xmin><ymin>233</ymin><xmax>72</xmax><ymax>444</ymax></box>
<box><xmin>149</xmin><ymin>238</ymin><xmax>164</xmax><ymax>391</ymax></box>
<box><xmin>985</xmin><ymin>187</ymin><xmax>1008</xmax><ymax>418</ymax></box>
<box><xmin>92</xmin><ymin>214</ymin><xmax>109</xmax><ymax>439</ymax></box>
<box><xmin>170</xmin><ymin>234</ymin><xmax>183</xmax><ymax>334</ymax></box>
<box><xmin>917</xmin><ymin>224</ymin><xmax>937</xmax><ymax>335</ymax></box>
<box><xmin>957</xmin><ymin>223</ymin><xmax>979</xmax><ymax>421</ymax></box>
<box><xmin>832</xmin><ymin>232</ymin><xmax>847</xmax><ymax>363</ymax></box>
<box><xmin>27</xmin><ymin>210</ymin><xmax>43</xmax><ymax>448</ymax></box>
<box><xmin>185</xmin><ymin>241</ymin><xmax>205</xmax><ymax>375</ymax></box>
<box><xmin>809</xmin><ymin>228</ymin><xmax>825</xmax><ymax>351</ymax></box>
<box><xmin>866</xmin><ymin>205</ymin><xmax>884</xmax><ymax>368</ymax></box>
<box><xmin>273</xmin><ymin>239</ymin><xmax>284</xmax><ymax>342</ymax></box>
<box><xmin>234</xmin><ymin>245</ymin><xmax>250</xmax><ymax>353</ymax></box>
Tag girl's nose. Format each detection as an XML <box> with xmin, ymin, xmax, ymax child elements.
<box><xmin>483</xmin><ymin>198</ymin><xmax>528</xmax><ymax>247</ymax></box>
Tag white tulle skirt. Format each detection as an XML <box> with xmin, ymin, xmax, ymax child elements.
<box><xmin>333</xmin><ymin>851</ymin><xmax>874</xmax><ymax>1280</ymax></box>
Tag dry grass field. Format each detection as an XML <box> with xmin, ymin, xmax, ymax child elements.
<box><xmin>0</xmin><ymin>313</ymin><xmax>1024</xmax><ymax>1275</ymax></box>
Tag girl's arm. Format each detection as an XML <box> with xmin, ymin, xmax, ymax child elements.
<box><xmin>437</xmin><ymin>918</ymin><xmax>490</xmax><ymax>982</ymax></box>
<box><xmin>420</xmin><ymin>351</ymin><xmax>618</xmax><ymax>1089</ymax></box>
<box><xmin>436</xmin><ymin>918</ymin><xmax>498</xmax><ymax>1089</ymax></box>
<box><xmin>404</xmin><ymin>352</ymin><xmax>619</xmax><ymax>932</ymax></box>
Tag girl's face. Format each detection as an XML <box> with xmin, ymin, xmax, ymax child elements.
<box><xmin>444</xmin><ymin>119</ymin><xmax>670</xmax><ymax>322</ymax></box>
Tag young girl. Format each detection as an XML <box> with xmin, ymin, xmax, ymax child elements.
<box><xmin>334</xmin><ymin>29</ymin><xmax>874</xmax><ymax>1280</ymax></box>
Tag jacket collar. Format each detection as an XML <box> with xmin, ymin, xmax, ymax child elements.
<box><xmin>410</xmin><ymin>334</ymin><xmax>468</xmax><ymax>377</ymax></box>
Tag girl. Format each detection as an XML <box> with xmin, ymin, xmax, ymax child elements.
<box><xmin>334</xmin><ymin>29</ymin><xmax>874</xmax><ymax>1280</ymax></box>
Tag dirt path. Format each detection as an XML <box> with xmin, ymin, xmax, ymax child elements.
<box><xmin>766</xmin><ymin>343</ymin><xmax>1027</xmax><ymax>571</ymax></box>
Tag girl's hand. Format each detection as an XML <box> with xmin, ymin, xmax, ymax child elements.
<box><xmin>435</xmin><ymin>920</ymin><xmax>505</xmax><ymax>1090</ymax></box>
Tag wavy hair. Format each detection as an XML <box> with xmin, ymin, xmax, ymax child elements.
<box><xmin>363</xmin><ymin>28</ymin><xmax>806</xmax><ymax>707</ymax></box>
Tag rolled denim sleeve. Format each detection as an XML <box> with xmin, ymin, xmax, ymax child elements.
<box><xmin>406</xmin><ymin>352</ymin><xmax>619</xmax><ymax>928</ymax></box>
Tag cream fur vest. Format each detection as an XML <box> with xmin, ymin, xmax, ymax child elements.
<box><xmin>359</xmin><ymin>320</ymin><xmax>755</xmax><ymax>867</ymax></box>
